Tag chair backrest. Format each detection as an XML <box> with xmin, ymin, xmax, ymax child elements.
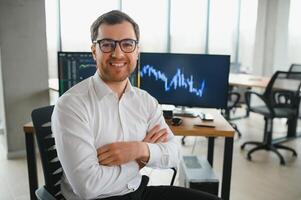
<box><xmin>288</xmin><ymin>63</ymin><xmax>301</xmax><ymax>72</ymax></box>
<box><xmin>263</xmin><ymin>71</ymin><xmax>301</xmax><ymax>108</ymax></box>
<box><xmin>31</xmin><ymin>105</ymin><xmax>65</xmax><ymax>200</ymax></box>
<box><xmin>288</xmin><ymin>64</ymin><xmax>301</xmax><ymax>79</ymax></box>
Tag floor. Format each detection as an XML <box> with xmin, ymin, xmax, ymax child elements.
<box><xmin>0</xmin><ymin>108</ymin><xmax>301</xmax><ymax>200</ymax></box>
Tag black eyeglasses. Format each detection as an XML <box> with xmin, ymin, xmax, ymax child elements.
<box><xmin>93</xmin><ymin>39</ymin><xmax>138</xmax><ymax>53</ymax></box>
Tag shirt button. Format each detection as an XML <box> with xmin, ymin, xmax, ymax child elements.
<box><xmin>127</xmin><ymin>183</ymin><xmax>135</xmax><ymax>191</ymax></box>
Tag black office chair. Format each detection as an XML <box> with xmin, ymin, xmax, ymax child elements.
<box><xmin>241</xmin><ymin>71</ymin><xmax>301</xmax><ymax>165</ymax></box>
<box><xmin>31</xmin><ymin>105</ymin><xmax>65</xmax><ymax>200</ymax></box>
<box><xmin>32</xmin><ymin>105</ymin><xmax>177</xmax><ymax>200</ymax></box>
<box><xmin>288</xmin><ymin>63</ymin><xmax>301</xmax><ymax>73</ymax></box>
<box><xmin>288</xmin><ymin>64</ymin><xmax>301</xmax><ymax>118</ymax></box>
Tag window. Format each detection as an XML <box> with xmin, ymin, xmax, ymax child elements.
<box><xmin>238</xmin><ymin>0</ymin><xmax>258</xmax><ymax>71</ymax></box>
<box><xmin>170</xmin><ymin>0</ymin><xmax>207</xmax><ymax>53</ymax></box>
<box><xmin>122</xmin><ymin>0</ymin><xmax>168</xmax><ymax>52</ymax></box>
<box><xmin>46</xmin><ymin>0</ymin><xmax>259</xmax><ymax>77</ymax></box>
<box><xmin>208</xmin><ymin>0</ymin><xmax>239</xmax><ymax>61</ymax></box>
<box><xmin>288</xmin><ymin>0</ymin><xmax>301</xmax><ymax>64</ymax></box>
<box><xmin>60</xmin><ymin>0</ymin><xmax>119</xmax><ymax>51</ymax></box>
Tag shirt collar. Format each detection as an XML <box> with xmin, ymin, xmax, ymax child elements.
<box><xmin>92</xmin><ymin>72</ymin><xmax>135</xmax><ymax>101</ymax></box>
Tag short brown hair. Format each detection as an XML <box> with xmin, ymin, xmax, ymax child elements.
<box><xmin>90</xmin><ymin>10</ymin><xmax>140</xmax><ymax>42</ymax></box>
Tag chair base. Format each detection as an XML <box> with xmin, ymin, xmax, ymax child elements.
<box><xmin>241</xmin><ymin>141</ymin><xmax>297</xmax><ymax>165</ymax></box>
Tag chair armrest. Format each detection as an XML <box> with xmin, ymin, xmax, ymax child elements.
<box><xmin>228</xmin><ymin>91</ymin><xmax>240</xmax><ymax>109</ymax></box>
<box><xmin>35</xmin><ymin>186</ymin><xmax>57</xmax><ymax>200</ymax></box>
<box><xmin>245</xmin><ymin>91</ymin><xmax>275</xmax><ymax>116</ymax></box>
<box><xmin>170</xmin><ymin>167</ymin><xmax>177</xmax><ymax>186</ymax></box>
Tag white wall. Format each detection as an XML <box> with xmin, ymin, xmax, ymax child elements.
<box><xmin>0</xmin><ymin>48</ymin><xmax>7</xmax><ymax>153</ymax></box>
<box><xmin>0</xmin><ymin>0</ymin><xmax>50</xmax><ymax>158</ymax></box>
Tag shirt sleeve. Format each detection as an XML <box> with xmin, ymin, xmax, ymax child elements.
<box><xmin>52</xmin><ymin>97</ymin><xmax>139</xmax><ymax>199</ymax></box>
<box><xmin>144</xmin><ymin>96</ymin><xmax>181</xmax><ymax>168</ymax></box>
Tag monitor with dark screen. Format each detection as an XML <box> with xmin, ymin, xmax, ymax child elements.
<box><xmin>138</xmin><ymin>52</ymin><xmax>230</xmax><ymax>109</ymax></box>
<box><xmin>58</xmin><ymin>52</ymin><xmax>96</xmax><ymax>95</ymax></box>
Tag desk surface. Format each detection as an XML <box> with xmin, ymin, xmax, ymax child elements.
<box><xmin>167</xmin><ymin>109</ymin><xmax>234</xmax><ymax>137</ymax></box>
<box><xmin>23</xmin><ymin>122</ymin><xmax>34</xmax><ymax>133</ymax></box>
<box><xmin>229</xmin><ymin>73</ymin><xmax>270</xmax><ymax>88</ymax></box>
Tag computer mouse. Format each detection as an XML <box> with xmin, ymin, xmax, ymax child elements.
<box><xmin>171</xmin><ymin>117</ymin><xmax>183</xmax><ymax>126</ymax></box>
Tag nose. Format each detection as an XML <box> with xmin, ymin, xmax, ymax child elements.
<box><xmin>111</xmin><ymin>43</ymin><xmax>124</xmax><ymax>58</ymax></box>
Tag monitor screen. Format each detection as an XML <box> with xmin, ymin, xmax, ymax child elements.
<box><xmin>139</xmin><ymin>52</ymin><xmax>230</xmax><ymax>109</ymax></box>
<box><xmin>58</xmin><ymin>52</ymin><xmax>96</xmax><ymax>95</ymax></box>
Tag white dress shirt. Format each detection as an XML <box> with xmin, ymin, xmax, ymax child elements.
<box><xmin>52</xmin><ymin>72</ymin><xmax>180</xmax><ymax>200</ymax></box>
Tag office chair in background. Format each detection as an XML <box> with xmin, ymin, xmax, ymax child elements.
<box><xmin>32</xmin><ymin>105</ymin><xmax>177</xmax><ymax>200</ymax></box>
<box><xmin>288</xmin><ymin>63</ymin><xmax>301</xmax><ymax>73</ymax></box>
<box><xmin>288</xmin><ymin>63</ymin><xmax>301</xmax><ymax>118</ymax></box>
<box><xmin>241</xmin><ymin>71</ymin><xmax>301</xmax><ymax>165</ymax></box>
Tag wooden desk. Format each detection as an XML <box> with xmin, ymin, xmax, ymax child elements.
<box><xmin>23</xmin><ymin>109</ymin><xmax>234</xmax><ymax>200</ymax></box>
<box><xmin>229</xmin><ymin>73</ymin><xmax>270</xmax><ymax>88</ymax></box>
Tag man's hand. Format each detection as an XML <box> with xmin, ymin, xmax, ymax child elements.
<box><xmin>97</xmin><ymin>141</ymin><xmax>148</xmax><ymax>166</ymax></box>
<box><xmin>136</xmin><ymin>125</ymin><xmax>168</xmax><ymax>169</ymax></box>
<box><xmin>143</xmin><ymin>125</ymin><xmax>168</xmax><ymax>143</ymax></box>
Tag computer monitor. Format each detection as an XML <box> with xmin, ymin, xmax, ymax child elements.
<box><xmin>58</xmin><ymin>52</ymin><xmax>96</xmax><ymax>95</ymax></box>
<box><xmin>58</xmin><ymin>51</ymin><xmax>138</xmax><ymax>95</ymax></box>
<box><xmin>139</xmin><ymin>52</ymin><xmax>230</xmax><ymax>109</ymax></box>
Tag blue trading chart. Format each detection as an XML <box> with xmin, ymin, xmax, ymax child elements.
<box><xmin>139</xmin><ymin>53</ymin><xmax>230</xmax><ymax>109</ymax></box>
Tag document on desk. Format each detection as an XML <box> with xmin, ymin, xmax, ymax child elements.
<box><xmin>194</xmin><ymin>123</ymin><xmax>216</xmax><ymax>128</ymax></box>
<box><xmin>194</xmin><ymin>117</ymin><xmax>216</xmax><ymax>128</ymax></box>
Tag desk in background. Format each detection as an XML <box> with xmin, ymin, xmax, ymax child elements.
<box><xmin>24</xmin><ymin>109</ymin><xmax>234</xmax><ymax>200</ymax></box>
<box><xmin>229</xmin><ymin>73</ymin><xmax>270</xmax><ymax>88</ymax></box>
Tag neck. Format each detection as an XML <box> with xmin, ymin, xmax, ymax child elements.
<box><xmin>97</xmin><ymin>71</ymin><xmax>129</xmax><ymax>99</ymax></box>
<box><xmin>107</xmin><ymin>80</ymin><xmax>128</xmax><ymax>99</ymax></box>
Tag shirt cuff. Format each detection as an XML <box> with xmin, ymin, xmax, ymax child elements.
<box><xmin>121</xmin><ymin>160</ymin><xmax>140</xmax><ymax>175</ymax></box>
<box><xmin>146</xmin><ymin>143</ymin><xmax>161</xmax><ymax>166</ymax></box>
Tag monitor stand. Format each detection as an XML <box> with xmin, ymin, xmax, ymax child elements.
<box><xmin>173</xmin><ymin>106</ymin><xmax>198</xmax><ymax>118</ymax></box>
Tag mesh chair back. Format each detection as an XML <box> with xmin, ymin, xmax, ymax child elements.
<box><xmin>288</xmin><ymin>64</ymin><xmax>301</xmax><ymax>79</ymax></box>
<box><xmin>263</xmin><ymin>71</ymin><xmax>301</xmax><ymax>109</ymax></box>
<box><xmin>288</xmin><ymin>63</ymin><xmax>301</xmax><ymax>72</ymax></box>
<box><xmin>31</xmin><ymin>105</ymin><xmax>65</xmax><ymax>200</ymax></box>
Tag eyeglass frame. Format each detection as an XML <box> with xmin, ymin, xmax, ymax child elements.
<box><xmin>93</xmin><ymin>38</ymin><xmax>139</xmax><ymax>53</ymax></box>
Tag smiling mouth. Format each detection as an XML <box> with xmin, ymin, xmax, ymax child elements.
<box><xmin>110</xmin><ymin>62</ymin><xmax>126</xmax><ymax>68</ymax></box>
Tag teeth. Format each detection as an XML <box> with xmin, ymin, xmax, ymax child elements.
<box><xmin>111</xmin><ymin>63</ymin><xmax>125</xmax><ymax>67</ymax></box>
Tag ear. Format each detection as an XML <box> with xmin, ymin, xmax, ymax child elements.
<box><xmin>91</xmin><ymin>44</ymin><xmax>97</xmax><ymax>61</ymax></box>
<box><xmin>136</xmin><ymin>45</ymin><xmax>140</xmax><ymax>60</ymax></box>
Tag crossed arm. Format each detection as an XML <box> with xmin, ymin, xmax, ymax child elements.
<box><xmin>97</xmin><ymin>124</ymin><xmax>168</xmax><ymax>168</ymax></box>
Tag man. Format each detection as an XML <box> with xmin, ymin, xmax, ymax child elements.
<box><xmin>52</xmin><ymin>10</ymin><xmax>219</xmax><ymax>200</ymax></box>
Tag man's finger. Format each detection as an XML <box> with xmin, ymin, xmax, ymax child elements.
<box><xmin>148</xmin><ymin>125</ymin><xmax>160</xmax><ymax>136</ymax></box>
<box><xmin>97</xmin><ymin>145</ymin><xmax>110</xmax><ymax>155</ymax></box>
<box><xmin>151</xmin><ymin>131</ymin><xmax>167</xmax><ymax>143</ymax></box>
<box><xmin>157</xmin><ymin>133</ymin><xmax>168</xmax><ymax>143</ymax></box>
<box><xmin>99</xmin><ymin>156</ymin><xmax>116</xmax><ymax>165</ymax></box>
<box><xmin>98</xmin><ymin>151</ymin><xmax>113</xmax><ymax>162</ymax></box>
<box><xmin>150</xmin><ymin>128</ymin><xmax>167</xmax><ymax>140</ymax></box>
